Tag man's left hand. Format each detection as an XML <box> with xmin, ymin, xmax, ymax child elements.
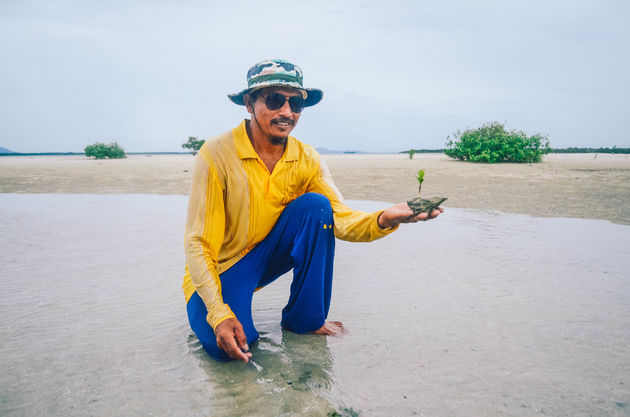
<box><xmin>378</xmin><ymin>203</ymin><xmax>443</xmax><ymax>229</ymax></box>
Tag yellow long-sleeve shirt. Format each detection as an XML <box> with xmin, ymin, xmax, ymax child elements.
<box><xmin>183</xmin><ymin>120</ymin><xmax>397</xmax><ymax>330</ymax></box>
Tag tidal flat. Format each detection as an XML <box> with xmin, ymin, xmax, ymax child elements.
<box><xmin>1</xmin><ymin>152</ymin><xmax>629</xmax><ymax>224</ymax></box>
<box><xmin>1</xmin><ymin>194</ymin><xmax>629</xmax><ymax>416</ymax></box>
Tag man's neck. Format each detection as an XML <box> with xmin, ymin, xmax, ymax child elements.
<box><xmin>245</xmin><ymin>119</ymin><xmax>286</xmax><ymax>173</ymax></box>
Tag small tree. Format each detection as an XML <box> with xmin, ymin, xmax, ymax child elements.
<box><xmin>84</xmin><ymin>142</ymin><xmax>126</xmax><ymax>159</ymax></box>
<box><xmin>182</xmin><ymin>136</ymin><xmax>205</xmax><ymax>155</ymax></box>
<box><xmin>445</xmin><ymin>122</ymin><xmax>550</xmax><ymax>163</ymax></box>
<box><xmin>408</xmin><ymin>149</ymin><xmax>415</xmax><ymax>159</ymax></box>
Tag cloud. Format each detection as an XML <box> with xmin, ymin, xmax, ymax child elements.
<box><xmin>1</xmin><ymin>0</ymin><xmax>629</xmax><ymax>152</ymax></box>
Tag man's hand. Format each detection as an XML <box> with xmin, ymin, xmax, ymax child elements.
<box><xmin>378</xmin><ymin>202</ymin><xmax>443</xmax><ymax>229</ymax></box>
<box><xmin>215</xmin><ymin>317</ymin><xmax>252</xmax><ymax>362</ymax></box>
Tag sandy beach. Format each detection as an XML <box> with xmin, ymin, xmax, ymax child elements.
<box><xmin>1</xmin><ymin>152</ymin><xmax>629</xmax><ymax>224</ymax></box>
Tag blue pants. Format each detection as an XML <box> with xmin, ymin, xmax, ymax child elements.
<box><xmin>187</xmin><ymin>193</ymin><xmax>336</xmax><ymax>361</ymax></box>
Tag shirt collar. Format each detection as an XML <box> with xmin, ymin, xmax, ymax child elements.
<box><xmin>233</xmin><ymin>119</ymin><xmax>298</xmax><ymax>162</ymax></box>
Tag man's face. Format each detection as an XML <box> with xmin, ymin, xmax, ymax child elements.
<box><xmin>246</xmin><ymin>86</ymin><xmax>303</xmax><ymax>143</ymax></box>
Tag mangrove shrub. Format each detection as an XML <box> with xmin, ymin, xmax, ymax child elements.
<box><xmin>445</xmin><ymin>122</ymin><xmax>550</xmax><ymax>163</ymax></box>
<box><xmin>182</xmin><ymin>136</ymin><xmax>205</xmax><ymax>155</ymax></box>
<box><xmin>84</xmin><ymin>142</ymin><xmax>126</xmax><ymax>159</ymax></box>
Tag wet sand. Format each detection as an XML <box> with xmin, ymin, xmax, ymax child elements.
<box><xmin>1</xmin><ymin>153</ymin><xmax>629</xmax><ymax>224</ymax></box>
<box><xmin>1</xmin><ymin>194</ymin><xmax>628</xmax><ymax>416</ymax></box>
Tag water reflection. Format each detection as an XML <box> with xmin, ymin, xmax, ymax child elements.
<box><xmin>189</xmin><ymin>328</ymin><xmax>356</xmax><ymax>417</ymax></box>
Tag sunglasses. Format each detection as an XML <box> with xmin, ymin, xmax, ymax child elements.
<box><xmin>261</xmin><ymin>93</ymin><xmax>306</xmax><ymax>113</ymax></box>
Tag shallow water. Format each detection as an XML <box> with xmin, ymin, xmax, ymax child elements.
<box><xmin>1</xmin><ymin>194</ymin><xmax>629</xmax><ymax>417</ymax></box>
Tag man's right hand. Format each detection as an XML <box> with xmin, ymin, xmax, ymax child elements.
<box><xmin>215</xmin><ymin>317</ymin><xmax>252</xmax><ymax>362</ymax></box>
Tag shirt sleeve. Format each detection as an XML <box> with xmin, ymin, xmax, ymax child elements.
<box><xmin>306</xmin><ymin>155</ymin><xmax>398</xmax><ymax>242</ymax></box>
<box><xmin>184</xmin><ymin>154</ymin><xmax>236</xmax><ymax>330</ymax></box>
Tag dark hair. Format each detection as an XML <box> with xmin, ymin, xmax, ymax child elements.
<box><xmin>247</xmin><ymin>90</ymin><xmax>261</xmax><ymax>105</ymax></box>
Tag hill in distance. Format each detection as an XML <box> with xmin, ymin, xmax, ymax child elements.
<box><xmin>0</xmin><ymin>146</ymin><xmax>16</xmax><ymax>154</ymax></box>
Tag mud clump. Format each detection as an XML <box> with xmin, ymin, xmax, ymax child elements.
<box><xmin>407</xmin><ymin>196</ymin><xmax>447</xmax><ymax>216</ymax></box>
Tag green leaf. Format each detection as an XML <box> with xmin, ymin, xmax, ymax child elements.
<box><xmin>417</xmin><ymin>169</ymin><xmax>425</xmax><ymax>184</ymax></box>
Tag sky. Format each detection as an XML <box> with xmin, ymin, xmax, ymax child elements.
<box><xmin>1</xmin><ymin>0</ymin><xmax>629</xmax><ymax>153</ymax></box>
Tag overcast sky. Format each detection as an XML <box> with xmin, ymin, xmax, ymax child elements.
<box><xmin>1</xmin><ymin>0</ymin><xmax>629</xmax><ymax>153</ymax></box>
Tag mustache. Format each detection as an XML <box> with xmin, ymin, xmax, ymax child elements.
<box><xmin>271</xmin><ymin>117</ymin><xmax>294</xmax><ymax>125</ymax></box>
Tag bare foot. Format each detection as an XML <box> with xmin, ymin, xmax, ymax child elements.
<box><xmin>311</xmin><ymin>321</ymin><xmax>347</xmax><ymax>335</ymax></box>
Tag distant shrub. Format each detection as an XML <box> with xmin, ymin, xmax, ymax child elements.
<box><xmin>550</xmin><ymin>146</ymin><xmax>630</xmax><ymax>154</ymax></box>
<box><xmin>84</xmin><ymin>142</ymin><xmax>126</xmax><ymax>159</ymax></box>
<box><xmin>182</xmin><ymin>136</ymin><xmax>205</xmax><ymax>155</ymax></box>
<box><xmin>445</xmin><ymin>122</ymin><xmax>550</xmax><ymax>163</ymax></box>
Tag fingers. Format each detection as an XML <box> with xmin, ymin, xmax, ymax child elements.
<box><xmin>408</xmin><ymin>207</ymin><xmax>443</xmax><ymax>223</ymax></box>
<box><xmin>430</xmin><ymin>207</ymin><xmax>444</xmax><ymax>217</ymax></box>
<box><xmin>221</xmin><ymin>336</ymin><xmax>251</xmax><ymax>362</ymax></box>
<box><xmin>215</xmin><ymin>319</ymin><xmax>252</xmax><ymax>362</ymax></box>
<box><xmin>396</xmin><ymin>203</ymin><xmax>444</xmax><ymax>223</ymax></box>
<box><xmin>411</xmin><ymin>212</ymin><xmax>429</xmax><ymax>222</ymax></box>
<box><xmin>421</xmin><ymin>208</ymin><xmax>442</xmax><ymax>220</ymax></box>
<box><xmin>427</xmin><ymin>207</ymin><xmax>443</xmax><ymax>219</ymax></box>
<box><xmin>218</xmin><ymin>332</ymin><xmax>251</xmax><ymax>362</ymax></box>
<box><xmin>234</xmin><ymin>324</ymin><xmax>250</xmax><ymax>354</ymax></box>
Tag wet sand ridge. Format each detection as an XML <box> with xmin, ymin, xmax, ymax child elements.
<box><xmin>1</xmin><ymin>153</ymin><xmax>628</xmax><ymax>224</ymax></box>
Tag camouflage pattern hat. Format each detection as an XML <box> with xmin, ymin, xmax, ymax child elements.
<box><xmin>228</xmin><ymin>59</ymin><xmax>323</xmax><ymax>107</ymax></box>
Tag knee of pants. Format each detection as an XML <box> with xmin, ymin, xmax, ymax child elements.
<box><xmin>294</xmin><ymin>193</ymin><xmax>333</xmax><ymax>219</ymax></box>
<box><xmin>187</xmin><ymin>293</ymin><xmax>239</xmax><ymax>362</ymax></box>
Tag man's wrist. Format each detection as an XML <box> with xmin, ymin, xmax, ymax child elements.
<box><xmin>377</xmin><ymin>212</ymin><xmax>393</xmax><ymax>230</ymax></box>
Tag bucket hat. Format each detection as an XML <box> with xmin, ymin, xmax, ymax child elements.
<box><xmin>228</xmin><ymin>59</ymin><xmax>323</xmax><ymax>107</ymax></box>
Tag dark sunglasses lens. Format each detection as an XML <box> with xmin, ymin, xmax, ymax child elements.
<box><xmin>265</xmin><ymin>93</ymin><xmax>286</xmax><ymax>110</ymax></box>
<box><xmin>264</xmin><ymin>93</ymin><xmax>305</xmax><ymax>113</ymax></box>
<box><xmin>288</xmin><ymin>96</ymin><xmax>305</xmax><ymax>113</ymax></box>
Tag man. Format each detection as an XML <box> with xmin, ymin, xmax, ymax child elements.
<box><xmin>183</xmin><ymin>59</ymin><xmax>442</xmax><ymax>362</ymax></box>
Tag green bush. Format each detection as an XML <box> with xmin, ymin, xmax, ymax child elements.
<box><xmin>445</xmin><ymin>122</ymin><xmax>550</xmax><ymax>163</ymax></box>
<box><xmin>182</xmin><ymin>136</ymin><xmax>205</xmax><ymax>155</ymax></box>
<box><xmin>84</xmin><ymin>142</ymin><xmax>126</xmax><ymax>159</ymax></box>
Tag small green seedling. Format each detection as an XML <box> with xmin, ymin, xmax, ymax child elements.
<box><xmin>416</xmin><ymin>169</ymin><xmax>424</xmax><ymax>195</ymax></box>
<box><xmin>408</xmin><ymin>168</ymin><xmax>447</xmax><ymax>215</ymax></box>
